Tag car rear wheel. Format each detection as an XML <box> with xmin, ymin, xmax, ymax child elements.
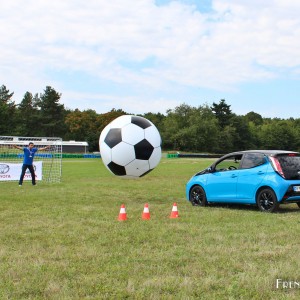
<box><xmin>190</xmin><ymin>185</ymin><xmax>207</xmax><ymax>206</ymax></box>
<box><xmin>256</xmin><ymin>188</ymin><xmax>279</xmax><ymax>213</ymax></box>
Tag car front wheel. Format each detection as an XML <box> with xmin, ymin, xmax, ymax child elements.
<box><xmin>256</xmin><ymin>188</ymin><xmax>279</xmax><ymax>213</ymax></box>
<box><xmin>189</xmin><ymin>185</ymin><xmax>207</xmax><ymax>206</ymax></box>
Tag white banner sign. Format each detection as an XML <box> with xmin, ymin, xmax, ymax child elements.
<box><xmin>0</xmin><ymin>161</ymin><xmax>43</xmax><ymax>181</ymax></box>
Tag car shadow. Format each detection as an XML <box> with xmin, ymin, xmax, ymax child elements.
<box><xmin>206</xmin><ymin>203</ymin><xmax>300</xmax><ymax>214</ymax></box>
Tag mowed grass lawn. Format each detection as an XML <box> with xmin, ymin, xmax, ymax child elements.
<box><xmin>0</xmin><ymin>157</ymin><xmax>299</xmax><ymax>299</ymax></box>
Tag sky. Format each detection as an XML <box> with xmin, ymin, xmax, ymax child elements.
<box><xmin>1</xmin><ymin>0</ymin><xmax>300</xmax><ymax>119</ymax></box>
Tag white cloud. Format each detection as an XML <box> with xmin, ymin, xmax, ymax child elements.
<box><xmin>1</xmin><ymin>0</ymin><xmax>299</xmax><ymax>114</ymax></box>
<box><xmin>62</xmin><ymin>90</ymin><xmax>181</xmax><ymax>115</ymax></box>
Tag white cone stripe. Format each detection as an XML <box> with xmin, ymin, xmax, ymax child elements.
<box><xmin>172</xmin><ymin>206</ymin><xmax>178</xmax><ymax>212</ymax></box>
<box><xmin>143</xmin><ymin>207</ymin><xmax>150</xmax><ymax>213</ymax></box>
<box><xmin>120</xmin><ymin>208</ymin><xmax>126</xmax><ymax>213</ymax></box>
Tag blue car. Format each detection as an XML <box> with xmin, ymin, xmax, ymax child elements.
<box><xmin>186</xmin><ymin>150</ymin><xmax>300</xmax><ymax>212</ymax></box>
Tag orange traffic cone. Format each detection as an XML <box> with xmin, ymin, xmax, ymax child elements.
<box><xmin>118</xmin><ymin>204</ymin><xmax>127</xmax><ymax>221</ymax></box>
<box><xmin>142</xmin><ymin>203</ymin><xmax>150</xmax><ymax>220</ymax></box>
<box><xmin>170</xmin><ymin>203</ymin><xmax>179</xmax><ymax>218</ymax></box>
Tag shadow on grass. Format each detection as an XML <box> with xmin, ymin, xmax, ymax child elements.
<box><xmin>202</xmin><ymin>202</ymin><xmax>300</xmax><ymax>214</ymax></box>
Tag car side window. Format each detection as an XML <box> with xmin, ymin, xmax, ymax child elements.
<box><xmin>240</xmin><ymin>153</ymin><xmax>265</xmax><ymax>169</ymax></box>
<box><xmin>215</xmin><ymin>155</ymin><xmax>242</xmax><ymax>172</ymax></box>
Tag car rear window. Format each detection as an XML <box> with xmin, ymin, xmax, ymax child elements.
<box><xmin>277</xmin><ymin>154</ymin><xmax>300</xmax><ymax>180</ymax></box>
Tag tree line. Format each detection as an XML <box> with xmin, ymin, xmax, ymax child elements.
<box><xmin>1</xmin><ymin>84</ymin><xmax>300</xmax><ymax>153</ymax></box>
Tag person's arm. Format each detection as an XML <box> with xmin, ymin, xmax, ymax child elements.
<box><xmin>39</xmin><ymin>145</ymin><xmax>51</xmax><ymax>151</ymax></box>
<box><xmin>13</xmin><ymin>144</ymin><xmax>23</xmax><ymax>150</ymax></box>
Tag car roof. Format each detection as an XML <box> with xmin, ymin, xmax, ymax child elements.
<box><xmin>229</xmin><ymin>150</ymin><xmax>299</xmax><ymax>156</ymax></box>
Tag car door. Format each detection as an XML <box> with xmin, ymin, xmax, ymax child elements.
<box><xmin>236</xmin><ymin>153</ymin><xmax>269</xmax><ymax>202</ymax></box>
<box><xmin>205</xmin><ymin>154</ymin><xmax>241</xmax><ymax>202</ymax></box>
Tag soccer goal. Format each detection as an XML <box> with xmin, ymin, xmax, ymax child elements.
<box><xmin>0</xmin><ymin>136</ymin><xmax>62</xmax><ymax>183</ymax></box>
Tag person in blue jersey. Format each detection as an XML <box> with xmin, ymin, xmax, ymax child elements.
<box><xmin>13</xmin><ymin>142</ymin><xmax>50</xmax><ymax>186</ymax></box>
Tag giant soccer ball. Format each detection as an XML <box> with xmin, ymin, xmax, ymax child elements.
<box><xmin>99</xmin><ymin>115</ymin><xmax>162</xmax><ymax>178</ymax></box>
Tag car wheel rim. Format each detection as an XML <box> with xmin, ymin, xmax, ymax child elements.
<box><xmin>191</xmin><ymin>187</ymin><xmax>204</xmax><ymax>205</ymax></box>
<box><xmin>259</xmin><ymin>191</ymin><xmax>274</xmax><ymax>211</ymax></box>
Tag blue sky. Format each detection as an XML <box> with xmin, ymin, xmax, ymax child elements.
<box><xmin>1</xmin><ymin>0</ymin><xmax>300</xmax><ymax>118</ymax></box>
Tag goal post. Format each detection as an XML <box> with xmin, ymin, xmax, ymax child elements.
<box><xmin>0</xmin><ymin>136</ymin><xmax>62</xmax><ymax>183</ymax></box>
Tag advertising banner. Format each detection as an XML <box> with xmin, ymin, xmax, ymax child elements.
<box><xmin>0</xmin><ymin>161</ymin><xmax>43</xmax><ymax>181</ymax></box>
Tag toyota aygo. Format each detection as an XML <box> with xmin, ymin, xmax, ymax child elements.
<box><xmin>186</xmin><ymin>150</ymin><xmax>300</xmax><ymax>212</ymax></box>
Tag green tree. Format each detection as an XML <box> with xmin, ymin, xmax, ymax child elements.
<box><xmin>258</xmin><ymin>120</ymin><xmax>298</xmax><ymax>150</ymax></box>
<box><xmin>161</xmin><ymin>104</ymin><xmax>219</xmax><ymax>152</ymax></box>
<box><xmin>38</xmin><ymin>86</ymin><xmax>66</xmax><ymax>137</ymax></box>
<box><xmin>142</xmin><ymin>112</ymin><xmax>166</xmax><ymax>134</ymax></box>
<box><xmin>245</xmin><ymin>111</ymin><xmax>263</xmax><ymax>126</ymax></box>
<box><xmin>291</xmin><ymin>118</ymin><xmax>300</xmax><ymax>151</ymax></box>
<box><xmin>211</xmin><ymin>99</ymin><xmax>233</xmax><ymax>129</ymax></box>
<box><xmin>96</xmin><ymin>109</ymin><xmax>127</xmax><ymax>135</ymax></box>
<box><xmin>229</xmin><ymin>115</ymin><xmax>253</xmax><ymax>150</ymax></box>
<box><xmin>16</xmin><ymin>92</ymin><xmax>40</xmax><ymax>136</ymax></box>
<box><xmin>187</xmin><ymin>105</ymin><xmax>219</xmax><ymax>152</ymax></box>
<box><xmin>248</xmin><ymin>121</ymin><xmax>261</xmax><ymax>149</ymax></box>
<box><xmin>215</xmin><ymin>125</ymin><xmax>237</xmax><ymax>153</ymax></box>
<box><xmin>65</xmin><ymin>108</ymin><xmax>127</xmax><ymax>152</ymax></box>
<box><xmin>0</xmin><ymin>85</ymin><xmax>16</xmax><ymax>135</ymax></box>
<box><xmin>65</xmin><ymin>109</ymin><xmax>99</xmax><ymax>150</ymax></box>
<box><xmin>161</xmin><ymin>104</ymin><xmax>195</xmax><ymax>150</ymax></box>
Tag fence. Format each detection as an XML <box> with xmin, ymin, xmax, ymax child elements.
<box><xmin>0</xmin><ymin>153</ymin><xmax>101</xmax><ymax>159</ymax></box>
<box><xmin>166</xmin><ymin>153</ymin><xmax>222</xmax><ymax>159</ymax></box>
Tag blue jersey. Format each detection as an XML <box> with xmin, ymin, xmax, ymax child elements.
<box><xmin>23</xmin><ymin>147</ymin><xmax>38</xmax><ymax>165</ymax></box>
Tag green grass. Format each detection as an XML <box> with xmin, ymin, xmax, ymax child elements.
<box><xmin>0</xmin><ymin>158</ymin><xmax>300</xmax><ymax>299</ymax></box>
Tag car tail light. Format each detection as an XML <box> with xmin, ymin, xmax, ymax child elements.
<box><xmin>269</xmin><ymin>157</ymin><xmax>285</xmax><ymax>178</ymax></box>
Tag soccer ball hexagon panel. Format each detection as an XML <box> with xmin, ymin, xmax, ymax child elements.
<box><xmin>99</xmin><ymin>115</ymin><xmax>162</xmax><ymax>178</ymax></box>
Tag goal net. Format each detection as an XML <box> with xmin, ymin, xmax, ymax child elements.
<box><xmin>0</xmin><ymin>136</ymin><xmax>62</xmax><ymax>183</ymax></box>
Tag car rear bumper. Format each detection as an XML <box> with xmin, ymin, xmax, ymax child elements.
<box><xmin>281</xmin><ymin>185</ymin><xmax>300</xmax><ymax>203</ymax></box>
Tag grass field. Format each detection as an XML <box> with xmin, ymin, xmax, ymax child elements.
<box><xmin>1</xmin><ymin>158</ymin><xmax>300</xmax><ymax>299</ymax></box>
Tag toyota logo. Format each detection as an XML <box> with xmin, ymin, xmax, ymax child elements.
<box><xmin>0</xmin><ymin>164</ymin><xmax>10</xmax><ymax>174</ymax></box>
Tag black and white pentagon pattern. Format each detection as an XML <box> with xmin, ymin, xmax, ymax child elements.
<box><xmin>125</xmin><ymin>159</ymin><xmax>151</xmax><ymax>178</ymax></box>
<box><xmin>104</xmin><ymin>128</ymin><xmax>122</xmax><ymax>148</ymax></box>
<box><xmin>121</xmin><ymin>122</ymin><xmax>144</xmax><ymax>145</ymax></box>
<box><xmin>99</xmin><ymin>115</ymin><xmax>129</xmax><ymax>143</ymax></box>
<box><xmin>145</xmin><ymin>125</ymin><xmax>161</xmax><ymax>148</ymax></box>
<box><xmin>134</xmin><ymin>139</ymin><xmax>154</xmax><ymax>160</ymax></box>
<box><xmin>107</xmin><ymin>162</ymin><xmax>126</xmax><ymax>176</ymax></box>
<box><xmin>99</xmin><ymin>115</ymin><xmax>162</xmax><ymax>178</ymax></box>
<box><xmin>111</xmin><ymin>142</ymin><xmax>135</xmax><ymax>166</ymax></box>
<box><xmin>131</xmin><ymin>116</ymin><xmax>152</xmax><ymax>129</ymax></box>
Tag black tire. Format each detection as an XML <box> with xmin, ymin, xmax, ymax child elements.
<box><xmin>256</xmin><ymin>188</ymin><xmax>279</xmax><ymax>213</ymax></box>
<box><xmin>189</xmin><ymin>185</ymin><xmax>208</xmax><ymax>206</ymax></box>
